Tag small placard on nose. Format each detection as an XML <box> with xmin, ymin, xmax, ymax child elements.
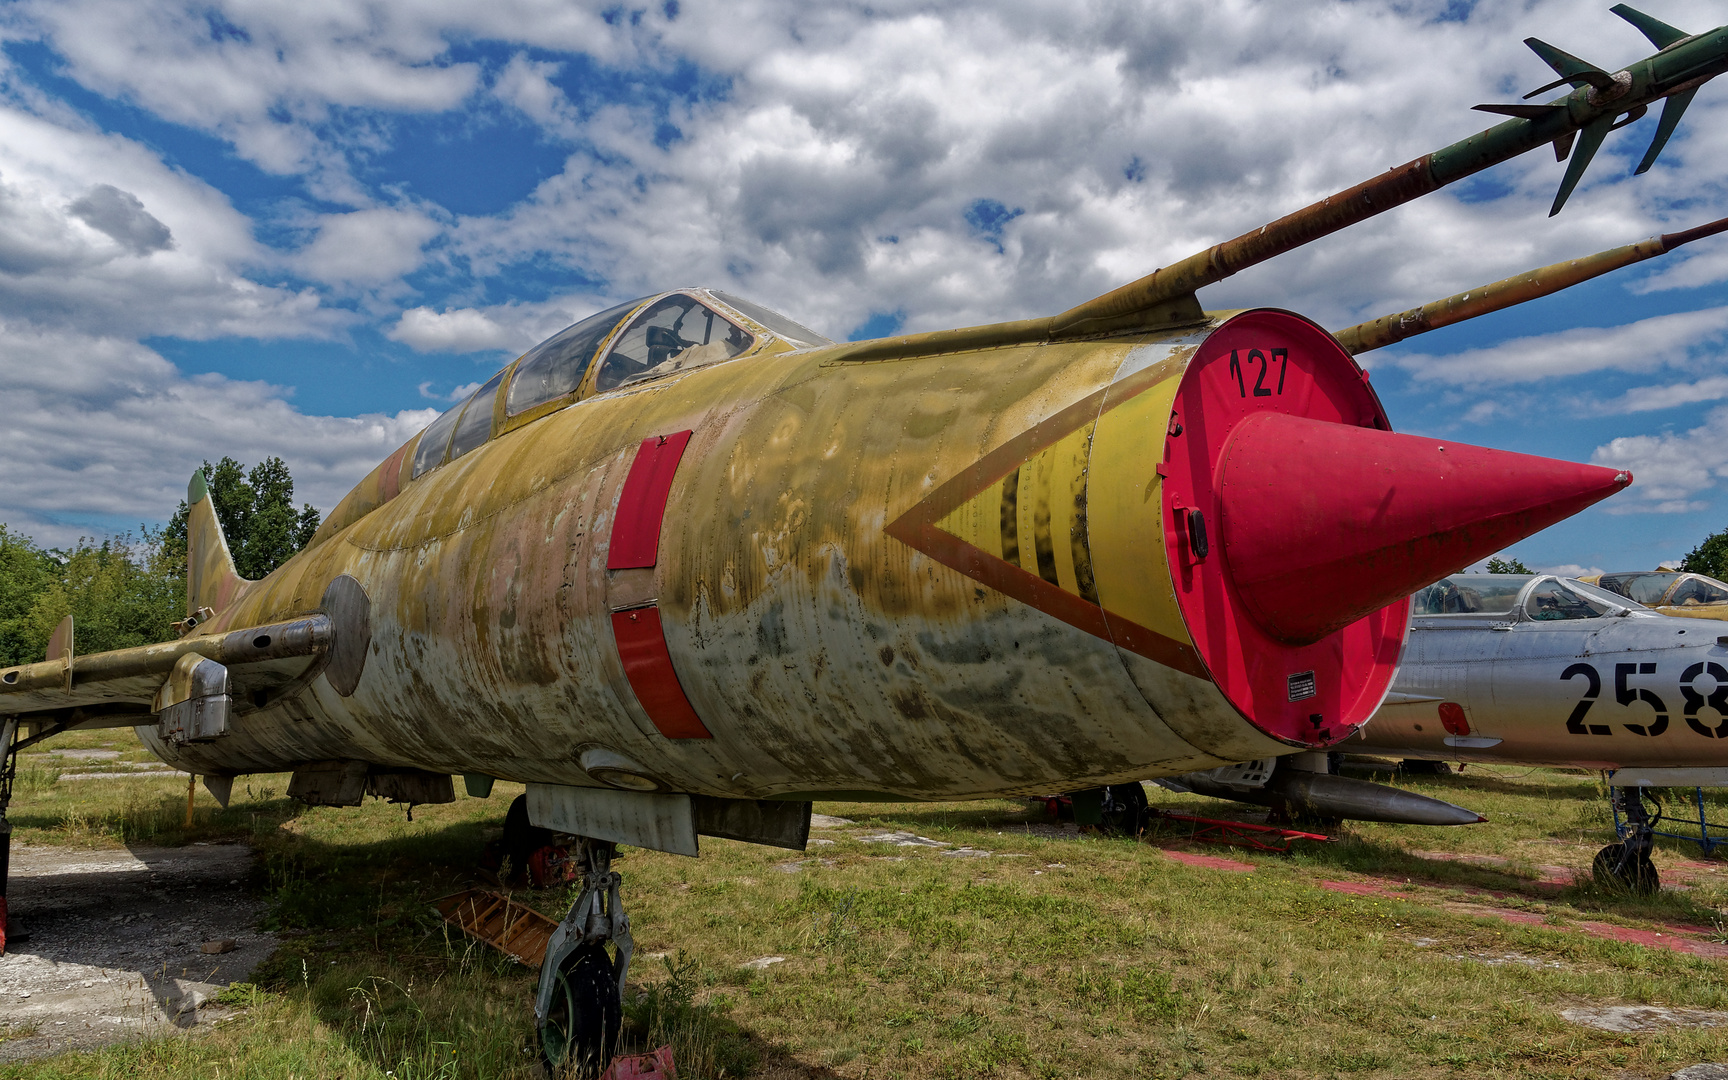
<box><xmin>1287</xmin><ymin>670</ymin><xmax>1317</xmax><ymax>702</ymax></box>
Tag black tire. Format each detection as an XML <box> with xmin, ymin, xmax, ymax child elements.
<box><xmin>1592</xmin><ymin>843</ymin><xmax>1660</xmax><ymax>894</ymax></box>
<box><xmin>1399</xmin><ymin>759</ymin><xmax>1453</xmax><ymax>776</ymax></box>
<box><xmin>539</xmin><ymin>942</ymin><xmax>621</xmax><ymax>1078</ymax></box>
<box><xmin>1100</xmin><ymin>783</ymin><xmax>1150</xmax><ymax>836</ymax></box>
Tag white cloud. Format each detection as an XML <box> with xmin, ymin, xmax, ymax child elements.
<box><xmin>389</xmin><ymin>294</ymin><xmax>623</xmax><ymax>355</ymax></box>
<box><xmin>0</xmin><ymin>321</ymin><xmax>435</xmax><ymax>545</ymax></box>
<box><xmin>3</xmin><ymin>0</ymin><xmax>1728</xmax><ymax>548</ymax></box>
<box><xmin>390</xmin><ymin>306</ymin><xmax>517</xmax><ymax>353</ymax></box>
<box><xmin>1591</xmin><ymin>406</ymin><xmax>1728</xmax><ymax>513</ymax></box>
<box><xmin>2</xmin><ymin>0</ymin><xmax>492</xmax><ymax>198</ymax></box>
<box><xmin>415</xmin><ymin>378</ymin><xmax>482</xmax><ymax>402</ymax></box>
<box><xmin>16</xmin><ymin>0</ymin><xmax>1714</xmax><ymax>334</ymax></box>
<box><xmin>1543</xmin><ymin>563</ymin><xmax>1606</xmax><ymax>579</ymax></box>
<box><xmin>295</xmin><ymin>207</ymin><xmax>442</xmax><ymax>290</ymax></box>
<box><xmin>1606</xmin><ymin>375</ymin><xmax>1728</xmax><ymax>414</ymax></box>
<box><xmin>0</xmin><ymin>92</ymin><xmax>349</xmax><ymax>341</ymax></box>
<box><xmin>492</xmin><ymin>53</ymin><xmax>579</xmax><ymax>138</ymax></box>
<box><xmin>1382</xmin><ymin>307</ymin><xmax>1728</xmax><ymax>388</ymax></box>
<box><xmin>1636</xmin><ymin>245</ymin><xmax>1728</xmax><ymax>294</ymax></box>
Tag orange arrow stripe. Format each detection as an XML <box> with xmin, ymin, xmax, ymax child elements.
<box><xmin>885</xmin><ymin>352</ymin><xmax>1208</xmax><ymax>679</ymax></box>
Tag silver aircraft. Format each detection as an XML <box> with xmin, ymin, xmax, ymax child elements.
<box><xmin>1345</xmin><ymin>572</ymin><xmax>1728</xmax><ymax>890</ymax></box>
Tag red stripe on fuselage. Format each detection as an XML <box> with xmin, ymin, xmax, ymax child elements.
<box><xmin>609</xmin><ymin>430</ymin><xmax>693</xmax><ymax>570</ymax></box>
<box><xmin>611</xmin><ymin>606</ymin><xmax>712</xmax><ymax>739</ymax></box>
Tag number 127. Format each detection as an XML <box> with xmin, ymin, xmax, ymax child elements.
<box><xmin>1228</xmin><ymin>348</ymin><xmax>1288</xmax><ymax>398</ymax></box>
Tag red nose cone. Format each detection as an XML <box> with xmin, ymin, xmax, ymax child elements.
<box><xmin>1220</xmin><ymin>413</ymin><xmax>1631</xmax><ymax>645</ymax></box>
<box><xmin>1161</xmin><ymin>308</ymin><xmax>1634</xmax><ymax>748</ymax></box>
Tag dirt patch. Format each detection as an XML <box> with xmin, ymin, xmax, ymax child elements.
<box><xmin>0</xmin><ymin>842</ymin><xmax>275</xmax><ymax>1060</ymax></box>
<box><xmin>1160</xmin><ymin>850</ymin><xmax>1256</xmax><ymax>872</ymax></box>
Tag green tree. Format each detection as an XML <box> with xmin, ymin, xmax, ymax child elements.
<box><xmin>1486</xmin><ymin>555</ymin><xmax>1533</xmax><ymax>574</ymax></box>
<box><xmin>0</xmin><ymin>529</ymin><xmax>184</xmax><ymax>666</ymax></box>
<box><xmin>163</xmin><ymin>456</ymin><xmax>322</xmax><ymax>580</ymax></box>
<box><xmin>1682</xmin><ymin>526</ymin><xmax>1728</xmax><ymax>581</ymax></box>
<box><xmin>0</xmin><ymin>526</ymin><xmax>57</xmax><ymax>665</ymax></box>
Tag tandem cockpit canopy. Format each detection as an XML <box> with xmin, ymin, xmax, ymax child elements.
<box><xmin>1593</xmin><ymin>571</ymin><xmax>1728</xmax><ymax>608</ymax></box>
<box><xmin>1410</xmin><ymin>574</ymin><xmax>1651</xmax><ymax>621</ymax></box>
<box><xmin>410</xmin><ymin>289</ymin><xmax>832</xmax><ymax>480</ymax></box>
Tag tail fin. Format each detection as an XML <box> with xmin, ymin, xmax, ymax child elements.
<box><xmin>46</xmin><ymin>613</ymin><xmax>72</xmax><ymax>693</ymax></box>
<box><xmin>186</xmin><ymin>469</ymin><xmax>245</xmax><ymax>616</ymax></box>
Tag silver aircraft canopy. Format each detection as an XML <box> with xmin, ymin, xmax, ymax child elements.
<box><xmin>1410</xmin><ymin>573</ymin><xmax>1656</xmax><ymax>624</ymax></box>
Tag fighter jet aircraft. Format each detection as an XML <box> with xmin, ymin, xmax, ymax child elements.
<box><xmin>1345</xmin><ymin>572</ymin><xmax>1728</xmax><ymax>892</ymax></box>
<box><xmin>2</xmin><ymin>7</ymin><xmax>1723</xmax><ymax>1073</ymax></box>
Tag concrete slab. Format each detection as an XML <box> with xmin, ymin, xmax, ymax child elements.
<box><xmin>0</xmin><ymin>843</ymin><xmax>275</xmax><ymax>1061</ymax></box>
<box><xmin>1562</xmin><ymin>1005</ymin><xmax>1728</xmax><ymax>1033</ymax></box>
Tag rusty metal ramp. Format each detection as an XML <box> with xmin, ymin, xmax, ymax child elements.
<box><xmin>433</xmin><ymin>888</ymin><xmax>558</xmax><ymax>967</ymax></box>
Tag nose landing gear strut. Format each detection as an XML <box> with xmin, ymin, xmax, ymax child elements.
<box><xmin>536</xmin><ymin>838</ymin><xmax>633</xmax><ymax>1078</ymax></box>
<box><xmin>1594</xmin><ymin>786</ymin><xmax>1660</xmax><ymax>894</ymax></box>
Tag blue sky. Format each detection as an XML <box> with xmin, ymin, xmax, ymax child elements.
<box><xmin>0</xmin><ymin>0</ymin><xmax>1725</xmax><ymax>577</ymax></box>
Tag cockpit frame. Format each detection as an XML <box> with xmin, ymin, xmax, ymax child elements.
<box><xmin>1410</xmin><ymin>573</ymin><xmax>1650</xmax><ymax>627</ymax></box>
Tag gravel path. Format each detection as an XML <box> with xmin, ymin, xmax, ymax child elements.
<box><xmin>0</xmin><ymin>842</ymin><xmax>275</xmax><ymax>1060</ymax></box>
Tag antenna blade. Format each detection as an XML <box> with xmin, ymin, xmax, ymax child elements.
<box><xmin>1635</xmin><ymin>86</ymin><xmax>1698</xmax><ymax>174</ymax></box>
<box><xmin>1524</xmin><ymin>37</ymin><xmax>1613</xmax><ymax>88</ymax></box>
<box><xmin>1473</xmin><ymin>102</ymin><xmax>1566</xmax><ymax>119</ymax></box>
<box><xmin>1551</xmin><ymin>115</ymin><xmax>1612</xmax><ymax>216</ymax></box>
<box><xmin>1610</xmin><ymin>4</ymin><xmax>1690</xmax><ymax>49</ymax></box>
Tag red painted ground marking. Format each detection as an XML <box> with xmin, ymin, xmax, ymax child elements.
<box><xmin>1574</xmin><ymin>922</ymin><xmax>1728</xmax><ymax>959</ymax></box>
<box><xmin>1662</xmin><ymin>862</ymin><xmax>1719</xmax><ymax>885</ymax></box>
<box><xmin>1319</xmin><ymin>878</ymin><xmax>1728</xmax><ymax>958</ymax></box>
<box><xmin>1161</xmin><ymin>849</ymin><xmax>1256</xmax><ymax>872</ymax></box>
<box><xmin>1674</xmin><ymin>859</ymin><xmax>1723</xmax><ymax>873</ymax></box>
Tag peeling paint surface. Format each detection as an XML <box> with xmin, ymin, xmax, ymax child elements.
<box><xmin>18</xmin><ymin>312</ymin><xmax>1393</xmax><ymax>801</ymax></box>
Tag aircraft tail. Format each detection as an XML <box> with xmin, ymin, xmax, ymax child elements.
<box><xmin>185</xmin><ymin>469</ymin><xmax>245</xmax><ymax>618</ymax></box>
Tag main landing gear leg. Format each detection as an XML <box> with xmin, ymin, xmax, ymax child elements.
<box><xmin>536</xmin><ymin>838</ymin><xmax>631</xmax><ymax>1078</ymax></box>
<box><xmin>1595</xmin><ymin>786</ymin><xmax>1660</xmax><ymax>894</ymax></box>
<box><xmin>0</xmin><ymin>717</ymin><xmax>17</xmax><ymax>955</ymax></box>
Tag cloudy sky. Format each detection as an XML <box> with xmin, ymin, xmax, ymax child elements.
<box><xmin>1</xmin><ymin>0</ymin><xmax>1726</xmax><ymax>576</ymax></box>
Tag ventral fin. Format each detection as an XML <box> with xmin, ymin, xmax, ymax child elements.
<box><xmin>1551</xmin><ymin>115</ymin><xmax>1612</xmax><ymax>216</ymax></box>
<box><xmin>1636</xmin><ymin>86</ymin><xmax>1698</xmax><ymax>174</ymax></box>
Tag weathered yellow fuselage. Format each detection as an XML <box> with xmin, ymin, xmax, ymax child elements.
<box><xmin>142</xmin><ymin>315</ymin><xmax>1300</xmax><ymax>799</ymax></box>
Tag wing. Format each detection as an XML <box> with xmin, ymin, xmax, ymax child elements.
<box><xmin>0</xmin><ymin>613</ymin><xmax>338</xmax><ymax>738</ymax></box>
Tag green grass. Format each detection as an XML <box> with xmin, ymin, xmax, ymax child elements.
<box><xmin>6</xmin><ymin>739</ymin><xmax>1728</xmax><ymax>1077</ymax></box>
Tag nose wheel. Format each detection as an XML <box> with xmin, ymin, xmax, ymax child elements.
<box><xmin>536</xmin><ymin>838</ymin><xmax>632</xmax><ymax>1078</ymax></box>
<box><xmin>1099</xmin><ymin>783</ymin><xmax>1150</xmax><ymax>836</ymax></box>
<box><xmin>541</xmin><ymin>942</ymin><xmax>622</xmax><ymax>1075</ymax></box>
<box><xmin>1595</xmin><ymin>786</ymin><xmax>1661</xmax><ymax>894</ymax></box>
